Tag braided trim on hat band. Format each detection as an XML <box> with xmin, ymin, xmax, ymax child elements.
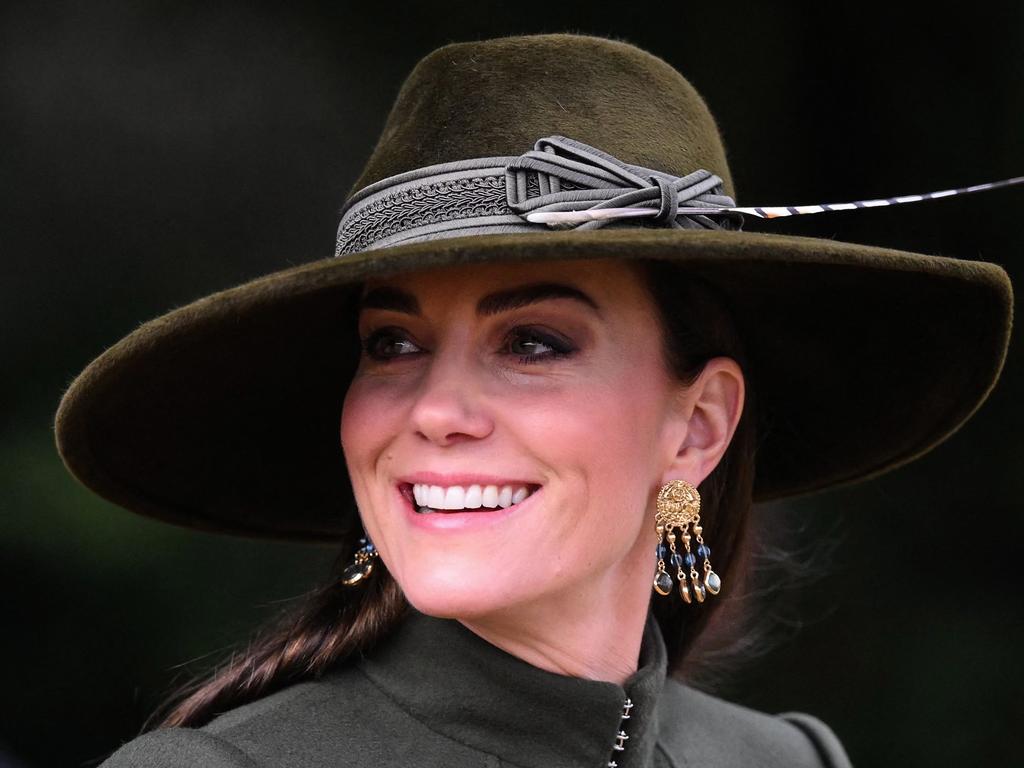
<box><xmin>334</xmin><ymin>135</ymin><xmax>743</xmax><ymax>257</ymax></box>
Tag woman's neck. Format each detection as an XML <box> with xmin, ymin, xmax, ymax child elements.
<box><xmin>455</xmin><ymin>548</ymin><xmax>654</xmax><ymax>684</ymax></box>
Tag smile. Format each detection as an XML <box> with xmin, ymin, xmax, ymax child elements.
<box><xmin>399</xmin><ymin>482</ymin><xmax>541</xmax><ymax>514</ymax></box>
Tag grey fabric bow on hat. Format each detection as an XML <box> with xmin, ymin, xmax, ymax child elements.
<box><xmin>504</xmin><ymin>135</ymin><xmax>743</xmax><ymax>230</ymax></box>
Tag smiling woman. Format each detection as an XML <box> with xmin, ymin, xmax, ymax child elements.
<box><xmin>53</xmin><ymin>31</ymin><xmax>1011</xmax><ymax>768</ymax></box>
<box><xmin>112</xmin><ymin>256</ymin><xmax>772</xmax><ymax>765</ymax></box>
<box><xmin>341</xmin><ymin>258</ymin><xmax>748</xmax><ymax>681</ymax></box>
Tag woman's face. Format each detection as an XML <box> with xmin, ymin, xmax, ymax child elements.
<box><xmin>341</xmin><ymin>257</ymin><xmax>718</xmax><ymax>620</ymax></box>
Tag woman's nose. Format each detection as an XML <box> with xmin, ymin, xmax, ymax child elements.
<box><xmin>408</xmin><ymin>348</ymin><xmax>494</xmax><ymax>446</ymax></box>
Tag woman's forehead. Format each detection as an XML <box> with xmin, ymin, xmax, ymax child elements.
<box><xmin>355</xmin><ymin>259</ymin><xmax>659</xmax><ymax>325</ymax></box>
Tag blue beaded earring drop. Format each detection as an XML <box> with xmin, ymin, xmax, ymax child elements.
<box><xmin>652</xmin><ymin>479</ymin><xmax>722</xmax><ymax>603</ymax></box>
<box><xmin>340</xmin><ymin>535</ymin><xmax>379</xmax><ymax>587</ymax></box>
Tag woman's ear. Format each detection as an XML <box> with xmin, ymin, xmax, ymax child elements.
<box><xmin>661</xmin><ymin>356</ymin><xmax>745</xmax><ymax>486</ymax></box>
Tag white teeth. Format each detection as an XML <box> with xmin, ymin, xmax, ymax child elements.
<box><xmin>443</xmin><ymin>486</ymin><xmax>466</xmax><ymax>510</ymax></box>
<box><xmin>481</xmin><ymin>485</ymin><xmax>499</xmax><ymax>507</ymax></box>
<box><xmin>410</xmin><ymin>482</ymin><xmax>535</xmax><ymax>512</ymax></box>
<box><xmin>464</xmin><ymin>485</ymin><xmax>482</xmax><ymax>508</ymax></box>
<box><xmin>428</xmin><ymin>485</ymin><xmax>446</xmax><ymax>509</ymax></box>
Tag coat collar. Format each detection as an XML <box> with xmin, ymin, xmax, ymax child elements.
<box><xmin>354</xmin><ymin>605</ymin><xmax>667</xmax><ymax>768</ymax></box>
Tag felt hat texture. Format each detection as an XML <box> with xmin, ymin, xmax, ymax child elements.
<box><xmin>53</xmin><ymin>33</ymin><xmax>1014</xmax><ymax>541</ymax></box>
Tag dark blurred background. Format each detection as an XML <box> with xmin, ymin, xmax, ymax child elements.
<box><xmin>3</xmin><ymin>2</ymin><xmax>1022</xmax><ymax>766</ymax></box>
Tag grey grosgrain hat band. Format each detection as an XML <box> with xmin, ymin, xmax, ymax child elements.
<box><xmin>334</xmin><ymin>134</ymin><xmax>742</xmax><ymax>257</ymax></box>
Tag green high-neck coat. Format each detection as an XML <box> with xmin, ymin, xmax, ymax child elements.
<box><xmin>98</xmin><ymin>608</ymin><xmax>852</xmax><ymax>767</ymax></box>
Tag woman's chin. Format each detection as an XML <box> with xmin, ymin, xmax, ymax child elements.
<box><xmin>396</xmin><ymin>569</ymin><xmax>533</xmax><ymax>620</ymax></box>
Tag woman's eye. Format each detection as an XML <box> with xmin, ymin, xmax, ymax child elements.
<box><xmin>359</xmin><ymin>326</ymin><xmax>576</xmax><ymax>364</ymax></box>
<box><xmin>504</xmin><ymin>327</ymin><xmax>576</xmax><ymax>364</ymax></box>
<box><xmin>360</xmin><ymin>328</ymin><xmax>421</xmax><ymax>360</ymax></box>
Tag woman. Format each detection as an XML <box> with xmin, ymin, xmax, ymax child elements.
<box><xmin>54</xmin><ymin>32</ymin><xmax>1013</xmax><ymax>767</ymax></box>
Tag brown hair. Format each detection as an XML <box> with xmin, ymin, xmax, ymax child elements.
<box><xmin>146</xmin><ymin>257</ymin><xmax>760</xmax><ymax>730</ymax></box>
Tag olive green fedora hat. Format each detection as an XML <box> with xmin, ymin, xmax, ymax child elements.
<box><xmin>53</xmin><ymin>32</ymin><xmax>1013</xmax><ymax>541</ymax></box>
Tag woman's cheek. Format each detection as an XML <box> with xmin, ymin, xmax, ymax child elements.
<box><xmin>342</xmin><ymin>373</ymin><xmax>408</xmax><ymax>443</ymax></box>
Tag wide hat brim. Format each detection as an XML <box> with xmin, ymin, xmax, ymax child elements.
<box><xmin>54</xmin><ymin>226</ymin><xmax>1012</xmax><ymax>541</ymax></box>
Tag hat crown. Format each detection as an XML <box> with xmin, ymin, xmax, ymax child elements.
<box><xmin>347</xmin><ymin>33</ymin><xmax>735</xmax><ymax>201</ymax></box>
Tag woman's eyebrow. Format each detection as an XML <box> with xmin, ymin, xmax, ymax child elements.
<box><xmin>357</xmin><ymin>282</ymin><xmax>602</xmax><ymax>317</ymax></box>
<box><xmin>357</xmin><ymin>286</ymin><xmax>420</xmax><ymax>315</ymax></box>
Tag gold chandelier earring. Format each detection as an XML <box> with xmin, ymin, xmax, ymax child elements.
<box><xmin>652</xmin><ymin>479</ymin><xmax>721</xmax><ymax>604</ymax></box>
